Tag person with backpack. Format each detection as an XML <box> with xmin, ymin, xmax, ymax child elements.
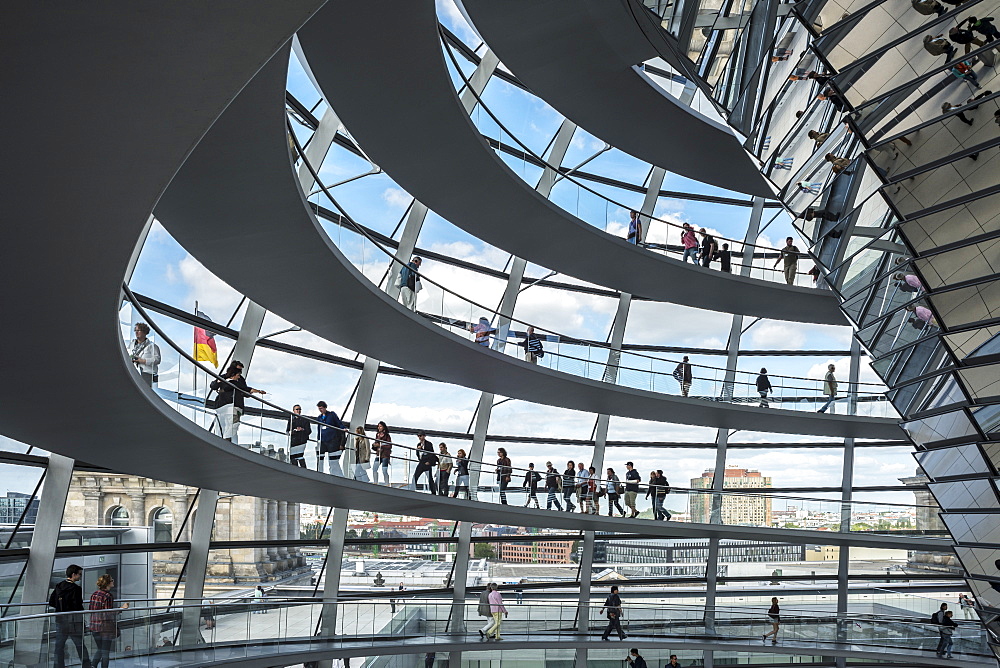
<box><xmin>521</xmin><ymin>326</ymin><xmax>544</xmax><ymax>364</ymax></box>
<box><xmin>756</xmin><ymin>368</ymin><xmax>773</xmax><ymax>408</ymax></box>
<box><xmin>316</xmin><ymin>401</ymin><xmax>346</xmax><ymax>475</ymax></box>
<box><xmin>627</xmin><ymin>210</ymin><xmax>643</xmax><ymax>245</ymax></box>
<box><xmin>397</xmin><ymin>256</ymin><xmax>422</xmax><ymax>312</ymax></box>
<box><xmin>605</xmin><ymin>468</ymin><xmax>625</xmax><ymax>517</ymax></box>
<box><xmin>50</xmin><ymin>564</ymin><xmax>91</xmax><ymax>668</ymax></box>
<box><xmin>647</xmin><ymin>471</ymin><xmax>672</xmax><ymax>521</ymax></box>
<box><xmin>936</xmin><ymin>609</ymin><xmax>957</xmax><ymax>659</ymax></box>
<box><xmin>523</xmin><ymin>463</ymin><xmax>541</xmax><ymax>508</ymax></box>
<box><xmin>599</xmin><ymin>585</ymin><xmax>628</xmax><ymax>641</ymax></box>
<box><xmin>544</xmin><ymin>461</ymin><xmax>563</xmax><ymax>510</ymax></box>
<box><xmin>673</xmin><ymin>357</ymin><xmax>693</xmax><ymax>397</ymax></box>
<box><xmin>477</xmin><ymin>583</ymin><xmax>497</xmax><ymax>639</ymax></box>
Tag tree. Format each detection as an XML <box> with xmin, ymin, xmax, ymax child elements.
<box><xmin>474</xmin><ymin>543</ymin><xmax>496</xmax><ymax>559</ymax></box>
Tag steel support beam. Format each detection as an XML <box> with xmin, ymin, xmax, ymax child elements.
<box><xmin>15</xmin><ymin>453</ymin><xmax>75</xmax><ymax>665</ymax></box>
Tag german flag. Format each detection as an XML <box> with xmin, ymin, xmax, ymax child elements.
<box><xmin>193</xmin><ymin>309</ymin><xmax>218</xmax><ymax>367</ymax></box>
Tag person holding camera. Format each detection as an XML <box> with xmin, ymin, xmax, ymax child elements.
<box><xmin>210</xmin><ymin>361</ymin><xmax>265</xmax><ymax>443</ymax></box>
<box><xmin>128</xmin><ymin>322</ymin><xmax>161</xmax><ymax>387</ymax></box>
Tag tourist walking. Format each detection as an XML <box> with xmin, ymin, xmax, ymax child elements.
<box><xmin>576</xmin><ymin>462</ymin><xmax>591</xmax><ymax>512</ymax></box>
<box><xmin>287</xmin><ymin>405</ymin><xmax>312</xmax><ymax>468</ymax></box>
<box><xmin>413</xmin><ymin>434</ymin><xmax>438</xmax><ymax>494</ymax></box>
<box><xmin>774</xmin><ymin>237</ymin><xmax>800</xmax><ymax>285</ymax></box>
<box><xmin>563</xmin><ymin>461</ymin><xmax>577</xmax><ymax>512</ymax></box>
<box><xmin>699</xmin><ymin>228</ymin><xmax>718</xmax><ymax>268</ymax></box>
<box><xmin>523</xmin><ymin>463</ymin><xmax>541</xmax><ymax>508</ymax></box>
<box><xmin>605</xmin><ymin>468</ymin><xmax>625</xmax><ymax>517</ymax></box>
<box><xmin>353</xmin><ymin>426</ymin><xmax>371</xmax><ymax>482</ymax></box>
<box><xmin>437</xmin><ymin>443</ymin><xmax>453</xmax><ymax>496</ymax></box>
<box><xmin>397</xmin><ymin>256</ymin><xmax>422</xmax><ymax>312</ymax></box>
<box><xmin>673</xmin><ymin>356</ymin><xmax>693</xmax><ymax>397</ymax></box>
<box><xmin>485</xmin><ymin>585</ymin><xmax>508</xmax><ymax>641</ymax></box>
<box><xmin>545</xmin><ymin>461</ymin><xmax>563</xmax><ymax>510</ymax></box>
<box><xmin>923</xmin><ymin>33</ymin><xmax>957</xmax><ymax>59</ymax></box>
<box><xmin>911</xmin><ymin>0</ymin><xmax>946</xmax><ymax>16</ymax></box>
<box><xmin>647</xmin><ymin>471</ymin><xmax>671</xmax><ymax>521</ymax></box>
<box><xmin>627</xmin><ymin>210</ymin><xmax>643</xmax><ymax>245</ymax></box>
<box><xmin>496</xmin><ymin>448</ymin><xmax>512</xmax><ymax>505</ymax></box>
<box><xmin>959</xmin><ymin>593</ymin><xmax>976</xmax><ymax>619</ymax></box>
<box><xmin>681</xmin><ymin>223</ymin><xmax>699</xmax><ymax>263</ymax></box>
<box><xmin>521</xmin><ymin>326</ymin><xmax>544</xmax><ymax>363</ymax></box>
<box><xmin>718</xmin><ymin>243</ymin><xmax>732</xmax><ymax>273</ymax></box>
<box><xmin>817</xmin><ymin>364</ymin><xmax>838</xmax><ymax>413</ymax></box>
<box><xmin>452</xmin><ymin>449</ymin><xmax>471</xmax><ymax>499</ymax></box>
<box><xmin>316</xmin><ymin>401</ymin><xmax>346</xmax><ymax>475</ymax></box>
<box><xmin>50</xmin><ymin>564</ymin><xmax>90</xmax><ymax>668</ymax></box>
<box><xmin>470</xmin><ymin>317</ymin><xmax>496</xmax><ymax>347</ymax></box>
<box><xmin>600</xmin><ymin>585</ymin><xmax>628</xmax><ymax>641</ymax></box>
<box><xmin>626</xmin><ymin>648</ymin><xmax>648</xmax><ymax>668</ymax></box>
<box><xmin>477</xmin><ymin>583</ymin><xmax>496</xmax><ymax>639</ymax></box>
<box><xmin>372</xmin><ymin>421</ymin><xmax>393</xmax><ymax>485</ymax></box>
<box><xmin>936</xmin><ymin>610</ymin><xmax>957</xmax><ymax>658</ymax></box>
<box><xmin>210</xmin><ymin>361</ymin><xmax>265</xmax><ymax>443</ymax></box>
<box><xmin>762</xmin><ymin>597</ymin><xmax>780</xmax><ymax>644</ymax></box>
<box><xmin>88</xmin><ymin>574</ymin><xmax>129</xmax><ymax>668</ymax></box>
<box><xmin>756</xmin><ymin>368</ymin><xmax>773</xmax><ymax>408</ymax></box>
<box><xmin>624</xmin><ymin>462</ymin><xmax>641</xmax><ymax>517</ymax></box>
<box><xmin>128</xmin><ymin>322</ymin><xmax>161</xmax><ymax>387</ymax></box>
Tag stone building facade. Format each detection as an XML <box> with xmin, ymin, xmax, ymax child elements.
<box><xmin>900</xmin><ymin>468</ymin><xmax>961</xmax><ymax>573</ymax></box>
<box><xmin>65</xmin><ymin>472</ymin><xmax>310</xmax><ymax>594</ymax></box>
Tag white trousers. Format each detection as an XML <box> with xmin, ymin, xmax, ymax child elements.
<box><xmin>400</xmin><ymin>287</ymin><xmax>417</xmax><ymax>311</ymax></box>
<box><xmin>215</xmin><ymin>405</ymin><xmax>243</xmax><ymax>442</ymax></box>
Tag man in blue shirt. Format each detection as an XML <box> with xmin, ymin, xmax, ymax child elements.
<box><xmin>627</xmin><ymin>210</ymin><xmax>642</xmax><ymax>245</ymax></box>
<box><xmin>398</xmin><ymin>256</ymin><xmax>422</xmax><ymax>311</ymax></box>
<box><xmin>316</xmin><ymin>401</ymin><xmax>346</xmax><ymax>476</ymax></box>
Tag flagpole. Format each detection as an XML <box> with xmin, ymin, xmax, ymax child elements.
<box><xmin>193</xmin><ymin>300</ymin><xmax>199</xmax><ymax>401</ymax></box>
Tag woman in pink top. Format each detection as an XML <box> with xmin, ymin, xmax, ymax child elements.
<box><xmin>485</xmin><ymin>587</ymin><xmax>508</xmax><ymax>640</ymax></box>
<box><xmin>681</xmin><ymin>224</ymin><xmax>699</xmax><ymax>263</ymax></box>
<box><xmin>906</xmin><ymin>304</ymin><xmax>937</xmax><ymax>328</ymax></box>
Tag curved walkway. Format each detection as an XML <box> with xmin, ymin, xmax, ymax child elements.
<box><xmin>294</xmin><ymin>2</ymin><xmax>846</xmax><ymax>326</ymax></box>
<box><xmin>459</xmin><ymin>0</ymin><xmax>773</xmax><ymax>197</ymax></box>
<box><xmin>155</xmin><ymin>39</ymin><xmax>900</xmax><ymax>440</ymax></box>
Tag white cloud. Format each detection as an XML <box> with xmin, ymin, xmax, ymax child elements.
<box><xmin>381</xmin><ymin>187</ymin><xmax>411</xmax><ymax>210</ymax></box>
<box><xmin>167</xmin><ymin>255</ymin><xmax>244</xmax><ymax>320</ymax></box>
<box><xmin>435</xmin><ymin>0</ymin><xmax>480</xmax><ymax>44</ymax></box>
<box><xmin>750</xmin><ymin>321</ymin><xmax>807</xmax><ymax>350</ymax></box>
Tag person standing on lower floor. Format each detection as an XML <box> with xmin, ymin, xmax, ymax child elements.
<box><xmin>477</xmin><ymin>583</ymin><xmax>496</xmax><ymax>639</ymax></box>
<box><xmin>545</xmin><ymin>462</ymin><xmax>562</xmax><ymax>510</ymax></box>
<box><xmin>817</xmin><ymin>364</ymin><xmax>838</xmax><ymax>413</ymax></box>
<box><xmin>626</xmin><ymin>648</ymin><xmax>647</xmax><ymax>668</ymax></box>
<box><xmin>485</xmin><ymin>586</ymin><xmax>508</xmax><ymax>641</ymax></box>
<box><xmin>50</xmin><ymin>564</ymin><xmax>90</xmax><ymax>668</ymax></box>
<box><xmin>562</xmin><ymin>461</ymin><xmax>577</xmax><ymax>512</ymax></box>
<box><xmin>756</xmin><ymin>368</ymin><xmax>773</xmax><ymax>408</ymax></box>
<box><xmin>89</xmin><ymin>574</ymin><xmax>129</xmax><ymax>668</ymax></box>
<box><xmin>936</xmin><ymin>610</ymin><xmax>957</xmax><ymax>659</ymax></box>
<box><xmin>424</xmin><ymin>653</ymin><xmax>435</xmax><ymax>668</ymax></box>
<box><xmin>774</xmin><ymin>237</ymin><xmax>800</xmax><ymax>285</ymax></box>
<box><xmin>762</xmin><ymin>597</ymin><xmax>780</xmax><ymax>644</ymax></box>
<box><xmin>600</xmin><ymin>585</ymin><xmax>628</xmax><ymax>641</ymax></box>
<box><xmin>523</xmin><ymin>463</ymin><xmax>541</xmax><ymax>508</ymax></box>
<box><xmin>959</xmin><ymin>593</ymin><xmax>976</xmax><ymax>620</ymax></box>
<box><xmin>624</xmin><ymin>462</ymin><xmax>641</xmax><ymax>517</ymax></box>
<box><xmin>437</xmin><ymin>443</ymin><xmax>453</xmax><ymax>496</ymax></box>
<box><xmin>452</xmin><ymin>449</ymin><xmax>471</xmax><ymax>499</ymax></box>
